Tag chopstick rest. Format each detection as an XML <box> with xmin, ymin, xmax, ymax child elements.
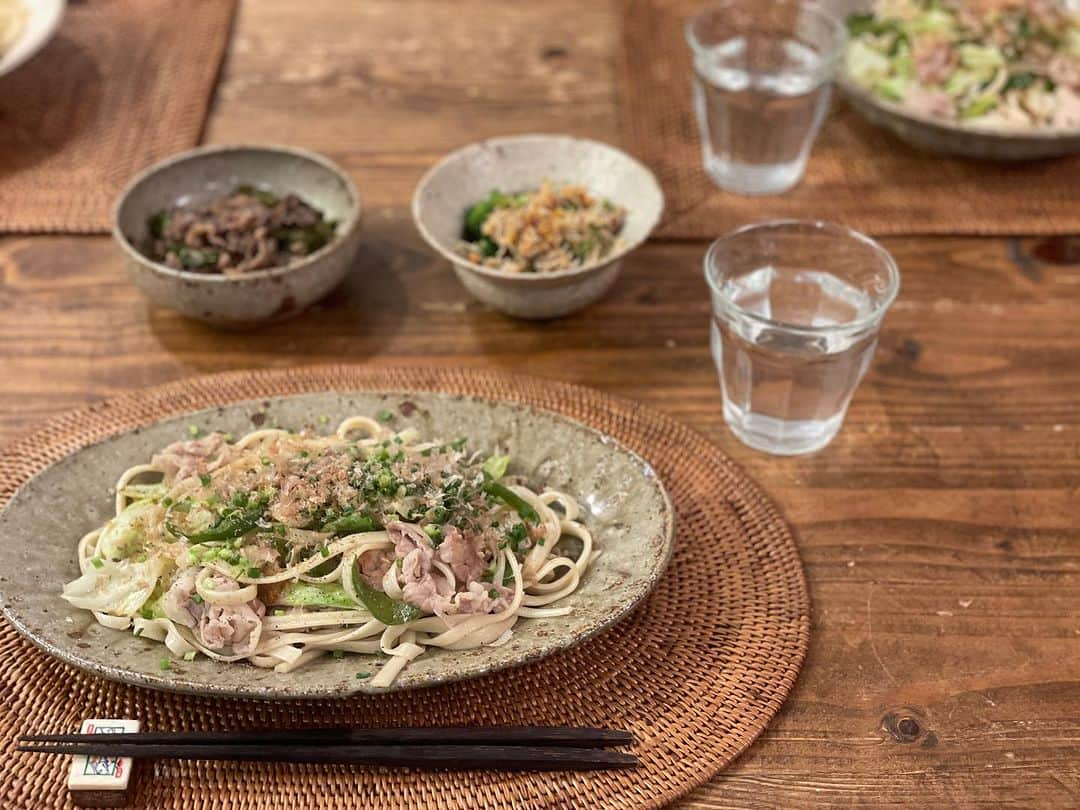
<box><xmin>65</xmin><ymin>718</ymin><xmax>140</xmax><ymax>808</ymax></box>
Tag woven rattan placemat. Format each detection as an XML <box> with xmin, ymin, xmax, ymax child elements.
<box><xmin>0</xmin><ymin>366</ymin><xmax>809</xmax><ymax>810</ymax></box>
<box><xmin>618</xmin><ymin>0</ymin><xmax>1080</xmax><ymax>239</ymax></box>
<box><xmin>0</xmin><ymin>0</ymin><xmax>236</xmax><ymax>233</ymax></box>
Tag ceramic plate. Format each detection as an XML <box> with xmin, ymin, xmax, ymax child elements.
<box><xmin>0</xmin><ymin>391</ymin><xmax>675</xmax><ymax>698</ymax></box>
<box><xmin>831</xmin><ymin>0</ymin><xmax>1080</xmax><ymax>160</ymax></box>
<box><xmin>837</xmin><ymin>75</ymin><xmax>1080</xmax><ymax>160</ymax></box>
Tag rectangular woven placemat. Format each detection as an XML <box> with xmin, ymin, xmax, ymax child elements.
<box><xmin>0</xmin><ymin>0</ymin><xmax>237</xmax><ymax>234</ymax></box>
<box><xmin>618</xmin><ymin>0</ymin><xmax>1080</xmax><ymax>239</ymax></box>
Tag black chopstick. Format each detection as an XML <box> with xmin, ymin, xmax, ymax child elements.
<box><xmin>15</xmin><ymin>742</ymin><xmax>637</xmax><ymax>771</ymax></box>
<box><xmin>19</xmin><ymin>726</ymin><xmax>631</xmax><ymax>749</ymax></box>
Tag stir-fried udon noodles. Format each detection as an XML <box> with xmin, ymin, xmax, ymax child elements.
<box><xmin>62</xmin><ymin>415</ymin><xmax>596</xmax><ymax>687</ymax></box>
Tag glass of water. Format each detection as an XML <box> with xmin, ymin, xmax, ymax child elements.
<box><xmin>685</xmin><ymin>0</ymin><xmax>845</xmax><ymax>196</ymax></box>
<box><xmin>705</xmin><ymin>221</ymin><xmax>899</xmax><ymax>455</ymax></box>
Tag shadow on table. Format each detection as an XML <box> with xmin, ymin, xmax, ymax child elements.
<box><xmin>144</xmin><ymin>228</ymin><xmax>416</xmax><ymax>369</ymax></box>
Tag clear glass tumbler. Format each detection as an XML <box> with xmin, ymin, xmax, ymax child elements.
<box><xmin>705</xmin><ymin>221</ymin><xmax>900</xmax><ymax>455</ymax></box>
<box><xmin>685</xmin><ymin>0</ymin><xmax>846</xmax><ymax>196</ymax></box>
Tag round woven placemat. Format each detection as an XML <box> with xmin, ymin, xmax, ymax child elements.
<box><xmin>0</xmin><ymin>366</ymin><xmax>810</xmax><ymax>810</ymax></box>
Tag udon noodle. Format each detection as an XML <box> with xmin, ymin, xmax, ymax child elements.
<box><xmin>62</xmin><ymin>415</ymin><xmax>597</xmax><ymax>687</ymax></box>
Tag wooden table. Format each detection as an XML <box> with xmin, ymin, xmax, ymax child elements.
<box><xmin>2</xmin><ymin>2</ymin><xmax>1078</xmax><ymax>806</ymax></box>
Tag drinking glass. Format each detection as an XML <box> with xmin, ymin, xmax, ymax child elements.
<box><xmin>705</xmin><ymin>221</ymin><xmax>900</xmax><ymax>455</ymax></box>
<box><xmin>685</xmin><ymin>0</ymin><xmax>846</xmax><ymax>196</ymax></box>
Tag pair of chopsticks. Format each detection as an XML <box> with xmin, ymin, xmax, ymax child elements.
<box><xmin>17</xmin><ymin>726</ymin><xmax>637</xmax><ymax>771</ymax></box>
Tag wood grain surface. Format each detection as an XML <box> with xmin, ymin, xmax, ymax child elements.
<box><xmin>1</xmin><ymin>1</ymin><xmax>1078</xmax><ymax>807</ymax></box>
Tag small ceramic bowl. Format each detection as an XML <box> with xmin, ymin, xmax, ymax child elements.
<box><xmin>113</xmin><ymin>144</ymin><xmax>363</xmax><ymax>327</ymax></box>
<box><xmin>412</xmin><ymin>135</ymin><xmax>664</xmax><ymax>319</ymax></box>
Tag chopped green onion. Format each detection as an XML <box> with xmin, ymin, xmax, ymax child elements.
<box><xmin>89</xmin><ymin>557</ymin><xmax>104</xmax><ymax>569</ymax></box>
<box><xmin>246</xmin><ymin>567</ymin><xmax>262</xmax><ymax>578</ymax></box>
<box><xmin>331</xmin><ymin>650</ymin><xmax>345</xmax><ymax>660</ymax></box>
<box><xmin>355</xmin><ymin>671</ymin><xmax>371</xmax><ymax>679</ymax></box>
<box><xmin>377</xmin><ymin>409</ymin><xmax>394</xmax><ymax>422</ymax></box>
<box><xmin>191</xmin><ymin>594</ymin><xmax>204</xmax><ymax>604</ymax></box>
<box><xmin>199</xmin><ymin>473</ymin><xmax>212</xmax><ymax>487</ymax></box>
<box><xmin>187</xmin><ymin>425</ymin><xmax>200</xmax><ymax>437</ymax></box>
<box><xmin>183</xmin><ymin>651</ymin><xmax>197</xmax><ymax>662</ymax></box>
<box><xmin>488</xmin><ymin>589</ymin><xmax>499</xmax><ymax>599</ymax></box>
<box><xmin>160</xmin><ymin>657</ymin><xmax>171</xmax><ymax>671</ymax></box>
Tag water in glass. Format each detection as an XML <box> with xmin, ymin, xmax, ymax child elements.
<box><xmin>692</xmin><ymin>35</ymin><xmax>832</xmax><ymax>195</ymax></box>
<box><xmin>711</xmin><ymin>266</ymin><xmax>878</xmax><ymax>455</ymax></box>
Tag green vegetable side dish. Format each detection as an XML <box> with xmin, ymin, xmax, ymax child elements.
<box><xmin>458</xmin><ymin>180</ymin><xmax>628</xmax><ymax>274</ymax></box>
<box><xmin>145</xmin><ymin>185</ymin><xmax>338</xmax><ymax>275</ymax></box>
<box><xmin>844</xmin><ymin>1</ymin><xmax>1080</xmax><ymax>130</ymax></box>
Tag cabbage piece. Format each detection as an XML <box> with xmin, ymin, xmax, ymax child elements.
<box><xmin>911</xmin><ymin>8</ymin><xmax>955</xmax><ymax>35</ymax></box>
<box><xmin>959</xmin><ymin>44</ymin><xmax>1005</xmax><ymax>72</ymax></box>
<box><xmin>943</xmin><ymin>68</ymin><xmax>983</xmax><ymax>98</ymax></box>
<box><xmin>893</xmin><ymin>49</ymin><xmax>916</xmax><ymax>80</ymax></box>
<box><xmin>97</xmin><ymin>500</ymin><xmax>160</xmax><ymax>559</ymax></box>
<box><xmin>1066</xmin><ymin>27</ymin><xmax>1080</xmax><ymax>59</ymax></box>
<box><xmin>119</xmin><ymin>483</ymin><xmax>167</xmax><ymax>502</ymax></box>
<box><xmin>62</xmin><ymin>556</ymin><xmax>170</xmax><ymax>616</ymax></box>
<box><xmin>846</xmin><ymin>40</ymin><xmax>892</xmax><ymax>88</ymax></box>
<box><xmin>959</xmin><ymin>95</ymin><xmax>998</xmax><ymax>119</ymax></box>
<box><xmin>875</xmin><ymin>76</ymin><xmax>911</xmax><ymax>102</ymax></box>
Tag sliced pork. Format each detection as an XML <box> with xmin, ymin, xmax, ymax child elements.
<box><xmin>152</xmin><ymin>433</ymin><xmax>228</xmax><ymax>483</ymax></box>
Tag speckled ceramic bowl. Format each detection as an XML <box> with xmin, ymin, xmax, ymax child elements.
<box><xmin>113</xmin><ymin>145</ymin><xmax>363</xmax><ymax>326</ymax></box>
<box><xmin>0</xmin><ymin>390</ymin><xmax>675</xmax><ymax>699</ymax></box>
<box><xmin>412</xmin><ymin>135</ymin><xmax>664</xmax><ymax>319</ymax></box>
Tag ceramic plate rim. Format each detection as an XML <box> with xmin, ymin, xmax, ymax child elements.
<box><xmin>0</xmin><ymin>389</ymin><xmax>676</xmax><ymax>699</ymax></box>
